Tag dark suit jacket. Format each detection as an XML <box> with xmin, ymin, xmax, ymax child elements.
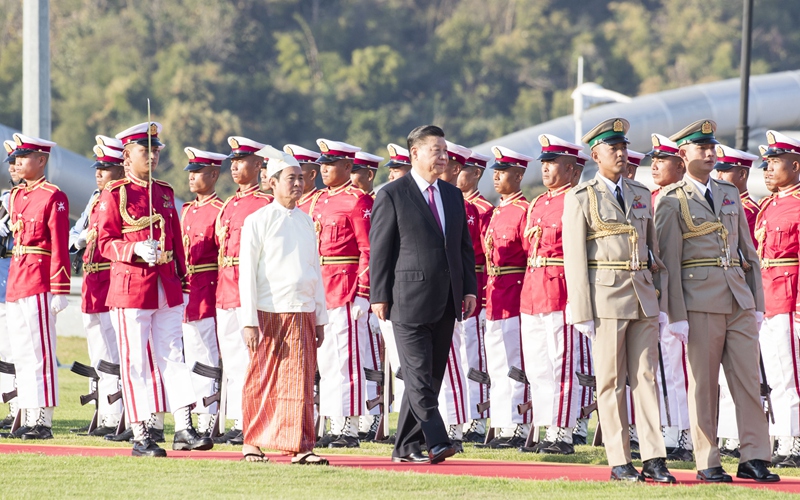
<box><xmin>369</xmin><ymin>173</ymin><xmax>477</xmax><ymax>324</ymax></box>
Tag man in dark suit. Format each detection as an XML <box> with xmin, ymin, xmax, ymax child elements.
<box><xmin>370</xmin><ymin>125</ymin><xmax>477</xmax><ymax>464</ymax></box>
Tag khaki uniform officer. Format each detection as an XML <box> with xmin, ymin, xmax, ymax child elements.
<box><xmin>563</xmin><ymin>118</ymin><xmax>673</xmax><ymax>483</ymax></box>
<box><xmin>654</xmin><ymin>119</ymin><xmax>777</xmax><ymax>483</ymax></box>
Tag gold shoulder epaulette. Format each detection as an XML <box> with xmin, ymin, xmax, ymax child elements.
<box><xmin>662</xmin><ymin>180</ymin><xmax>685</xmax><ymax>195</ymax></box>
<box><xmin>254</xmin><ymin>191</ymin><xmax>273</xmax><ymax>200</ymax></box>
<box><xmin>153</xmin><ymin>179</ymin><xmax>173</xmax><ymax>190</ymax></box>
<box><xmin>572</xmin><ymin>178</ymin><xmax>596</xmax><ymax>192</ymax></box>
<box><xmin>211</xmin><ymin>198</ymin><xmax>225</xmax><ymax>209</ymax></box>
<box><xmin>712</xmin><ymin>178</ymin><xmax>736</xmax><ymax>189</ymax></box>
<box><xmin>347</xmin><ymin>185</ymin><xmax>367</xmax><ymax>198</ymax></box>
<box><xmin>623</xmin><ymin>178</ymin><xmax>647</xmax><ymax>191</ymax></box>
<box><xmin>105</xmin><ymin>178</ymin><xmax>130</xmax><ymax>191</ymax></box>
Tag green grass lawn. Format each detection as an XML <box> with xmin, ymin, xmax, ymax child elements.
<box><xmin>0</xmin><ymin>336</ymin><xmax>793</xmax><ymax>498</ymax></box>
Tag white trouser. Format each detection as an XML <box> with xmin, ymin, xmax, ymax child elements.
<box><xmin>378</xmin><ymin>319</ymin><xmax>404</xmax><ymax>413</ymax></box>
<box><xmin>717</xmin><ymin>368</ymin><xmax>739</xmax><ymax>439</ymax></box>
<box><xmin>183</xmin><ymin>316</ymin><xmax>219</xmax><ymax>414</ymax></box>
<box><xmin>460</xmin><ymin>309</ymin><xmax>489</xmax><ymax>419</ymax></box>
<box><xmin>7</xmin><ymin>293</ymin><xmax>57</xmax><ymax>409</ymax></box>
<box><xmin>576</xmin><ymin>334</ymin><xmax>594</xmax><ymax>412</ymax></box>
<box><xmin>657</xmin><ymin>321</ymin><xmax>691</xmax><ymax>430</ymax></box>
<box><xmin>216</xmin><ymin>307</ymin><xmax>249</xmax><ymax>422</ymax></box>
<box><xmin>364</xmin><ymin>312</ymin><xmax>383</xmax><ymax>416</ymax></box>
<box><xmin>759</xmin><ymin>313</ymin><xmax>800</xmax><ymax>437</ymax></box>
<box><xmin>111</xmin><ymin>281</ymin><xmax>195</xmax><ymax>424</ymax></box>
<box><xmin>484</xmin><ymin>316</ymin><xmax>530</xmax><ymax>428</ymax></box>
<box><xmin>318</xmin><ymin>302</ymin><xmax>367</xmax><ymax>418</ymax></box>
<box><xmin>82</xmin><ymin>312</ymin><xmax>122</xmax><ymax>419</ymax></box>
<box><xmin>521</xmin><ymin>311</ymin><xmax>580</xmax><ymax>429</ymax></box>
<box><xmin>0</xmin><ymin>302</ymin><xmax>15</xmax><ymax>403</ymax></box>
<box><xmin>438</xmin><ymin>321</ymin><xmax>468</xmax><ymax>426</ymax></box>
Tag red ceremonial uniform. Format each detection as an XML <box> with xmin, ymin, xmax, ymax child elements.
<box><xmin>7</xmin><ymin>177</ymin><xmax>71</xmax><ymax>301</ymax></box>
<box><xmin>214</xmin><ymin>185</ymin><xmax>272</xmax><ymax>310</ymax></box>
<box><xmin>96</xmin><ymin>175</ymin><xmax>186</xmax><ymax>309</ymax></box>
<box><xmin>297</xmin><ymin>188</ymin><xmax>320</xmax><ymax>215</ymax></box>
<box><xmin>741</xmin><ymin>190</ymin><xmax>759</xmax><ymax>245</ymax></box>
<box><xmin>483</xmin><ymin>191</ymin><xmax>528</xmax><ymax>320</ymax></box>
<box><xmin>465</xmin><ymin>191</ymin><xmax>494</xmax><ymax>309</ymax></box>
<box><xmin>755</xmin><ymin>184</ymin><xmax>800</xmax><ymax>318</ymax></box>
<box><xmin>309</xmin><ymin>181</ymin><xmax>372</xmax><ymax>309</ymax></box>
<box><xmin>520</xmin><ymin>185</ymin><xmax>570</xmax><ymax>315</ymax></box>
<box><xmin>181</xmin><ymin>194</ymin><xmax>224</xmax><ymax>322</ymax></box>
<box><xmin>81</xmin><ymin>192</ymin><xmax>112</xmax><ymax>313</ymax></box>
<box><xmin>464</xmin><ymin>200</ymin><xmax>482</xmax><ymax>317</ymax></box>
<box><xmin>651</xmin><ymin>187</ymin><xmax>661</xmax><ymax>209</ymax></box>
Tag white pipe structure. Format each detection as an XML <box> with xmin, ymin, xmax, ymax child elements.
<box><xmin>473</xmin><ymin>70</ymin><xmax>800</xmax><ymax>200</ymax></box>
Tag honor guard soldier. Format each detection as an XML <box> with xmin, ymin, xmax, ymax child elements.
<box><xmin>311</xmin><ymin>138</ymin><xmax>373</xmax><ymax>448</ymax></box>
<box><xmin>181</xmin><ymin>147</ymin><xmax>226</xmax><ymax>435</ymax></box>
<box><xmin>654</xmin><ymin>119</ymin><xmax>777</xmax><ymax>482</ymax></box>
<box><xmin>645</xmin><ymin>133</ymin><xmax>694</xmax><ymax>462</ymax></box>
<box><xmin>0</xmin><ymin>141</ymin><xmax>20</xmax><ymax>431</ymax></box>
<box><xmin>215</xmin><ymin>135</ymin><xmax>273</xmax><ymax>444</ymax></box>
<box><xmin>284</xmin><ymin>144</ymin><xmax>322</xmax><ymax>214</ymax></box>
<box><xmin>624</xmin><ymin>150</ymin><xmax>645</xmax><ymax>180</ymax></box>
<box><xmin>564</xmin><ymin>118</ymin><xmax>674</xmax><ymax>482</ymax></box>
<box><xmin>519</xmin><ymin>134</ymin><xmax>585</xmax><ymax>455</ymax></box>
<box><xmin>753</xmin><ymin>131</ymin><xmax>800</xmax><ymax>468</ymax></box>
<box><xmin>350</xmin><ymin>151</ymin><xmax>383</xmax><ymax>198</ymax></box>
<box><xmin>713</xmin><ymin>145</ymin><xmax>760</xmax><ymax>244</ymax></box>
<box><xmin>97</xmin><ymin>122</ymin><xmax>212</xmax><ymax>457</ymax></box>
<box><xmin>4</xmin><ymin>133</ymin><xmax>69</xmax><ymax>440</ymax></box>
<box><xmin>69</xmin><ymin>139</ymin><xmax>126</xmax><ymax>436</ymax></box>
<box><xmin>385</xmin><ymin>143</ymin><xmax>412</xmax><ymax>182</ymax></box>
<box><xmin>479</xmin><ymin>146</ymin><xmax>532</xmax><ymax>449</ymax></box>
<box><xmin>457</xmin><ymin>150</ymin><xmax>494</xmax><ymax>442</ymax></box>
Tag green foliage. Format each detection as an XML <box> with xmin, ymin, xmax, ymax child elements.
<box><xmin>1</xmin><ymin>0</ymin><xmax>798</xmax><ymax>199</ymax></box>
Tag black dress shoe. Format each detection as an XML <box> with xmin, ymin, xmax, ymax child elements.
<box><xmin>519</xmin><ymin>441</ymin><xmax>551</xmax><ymax>454</ymax></box>
<box><xmin>2</xmin><ymin>425</ymin><xmax>31</xmax><ymax>439</ymax></box>
<box><xmin>772</xmin><ymin>454</ymin><xmax>786</xmax><ymax>465</ymax></box>
<box><xmin>374</xmin><ymin>433</ymin><xmax>395</xmax><ymax>445</ymax></box>
<box><xmin>429</xmin><ymin>443</ymin><xmax>456</xmax><ymax>464</ymax></box>
<box><xmin>572</xmin><ymin>433</ymin><xmax>587</xmax><ymax>445</ymax></box>
<box><xmin>666</xmin><ymin>447</ymin><xmax>694</xmax><ymax>462</ymax></box>
<box><xmin>328</xmin><ymin>435</ymin><xmax>360</xmax><ymax>448</ymax></box>
<box><xmin>610</xmin><ymin>463</ymin><xmax>644</xmax><ymax>482</ymax></box>
<box><xmin>463</xmin><ymin>431</ymin><xmax>486</xmax><ymax>444</ymax></box>
<box><xmin>737</xmin><ymin>459</ymin><xmax>780</xmax><ymax>482</ymax></box>
<box><xmin>642</xmin><ymin>457</ymin><xmax>676</xmax><ymax>483</ymax></box>
<box><xmin>148</xmin><ymin>427</ymin><xmax>166</xmax><ymax>443</ymax></box>
<box><xmin>105</xmin><ymin>427</ymin><xmax>133</xmax><ymax>442</ymax></box>
<box><xmin>89</xmin><ymin>425</ymin><xmax>118</xmax><ymax>437</ymax></box>
<box><xmin>777</xmin><ymin>455</ymin><xmax>800</xmax><ymax>468</ymax></box>
<box><xmin>173</xmin><ymin>428</ymin><xmax>214</xmax><ymax>451</ymax></box>
<box><xmin>21</xmin><ymin>425</ymin><xmax>53</xmax><ymax>440</ymax></box>
<box><xmin>452</xmin><ymin>440</ymin><xmax>464</xmax><ymax>454</ymax></box>
<box><xmin>720</xmin><ymin>447</ymin><xmax>741</xmax><ymax>459</ymax></box>
<box><xmin>391</xmin><ymin>452</ymin><xmax>429</xmax><ymax>463</ymax></box>
<box><xmin>476</xmin><ymin>436</ymin><xmax>508</xmax><ymax>449</ymax></box>
<box><xmin>213</xmin><ymin>428</ymin><xmax>242</xmax><ymax>445</ymax></box>
<box><xmin>494</xmin><ymin>436</ymin><xmax>525</xmax><ymax>449</ymax></box>
<box><xmin>316</xmin><ymin>434</ymin><xmax>339</xmax><ymax>447</ymax></box>
<box><xmin>132</xmin><ymin>438</ymin><xmax>167</xmax><ymax>457</ymax></box>
<box><xmin>696</xmin><ymin>466</ymin><xmax>732</xmax><ymax>482</ymax></box>
<box><xmin>541</xmin><ymin>441</ymin><xmax>575</xmax><ymax>455</ymax></box>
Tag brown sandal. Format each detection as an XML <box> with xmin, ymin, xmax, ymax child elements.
<box><xmin>291</xmin><ymin>452</ymin><xmax>329</xmax><ymax>465</ymax></box>
<box><xmin>241</xmin><ymin>453</ymin><xmax>269</xmax><ymax>463</ymax></box>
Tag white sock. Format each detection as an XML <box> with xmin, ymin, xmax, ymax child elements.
<box><xmin>448</xmin><ymin>424</ymin><xmax>463</xmax><ymax>441</ymax></box>
<box><xmin>198</xmin><ymin>414</ymin><xmax>213</xmax><ymax>433</ymax></box>
<box><xmin>233</xmin><ymin>419</ymin><xmax>242</xmax><ymax>431</ymax></box>
<box><xmin>173</xmin><ymin>406</ymin><xmax>191</xmax><ymax>432</ymax></box>
<box><xmin>545</xmin><ymin>426</ymin><xmax>559</xmax><ymax>442</ymax></box>
<box><xmin>132</xmin><ymin>421</ymin><xmax>148</xmax><ymax>441</ymax></box>
<box><xmin>329</xmin><ymin>416</ymin><xmax>346</xmax><ymax>435</ymax></box>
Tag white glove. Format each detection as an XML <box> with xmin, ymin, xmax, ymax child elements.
<box><xmin>183</xmin><ymin>293</ymin><xmax>190</xmax><ymax>308</ymax></box>
<box><xmin>668</xmin><ymin>320</ymin><xmax>689</xmax><ymax>344</ymax></box>
<box><xmin>74</xmin><ymin>229</ymin><xmax>88</xmax><ymax>250</ymax></box>
<box><xmin>565</xmin><ymin>303</ymin><xmax>575</xmax><ymax>324</ymax></box>
<box><xmin>50</xmin><ymin>295</ymin><xmax>69</xmax><ymax>315</ymax></box>
<box><xmin>134</xmin><ymin>241</ymin><xmax>158</xmax><ymax>265</ymax></box>
<box><xmin>351</xmin><ymin>296</ymin><xmax>370</xmax><ymax>321</ymax></box>
<box><xmin>368</xmin><ymin>310</ymin><xmax>381</xmax><ymax>334</ymax></box>
<box><xmin>658</xmin><ymin>311</ymin><xmax>668</xmax><ymax>326</ymax></box>
<box><xmin>574</xmin><ymin>320</ymin><xmax>596</xmax><ymax>341</ymax></box>
<box><xmin>755</xmin><ymin>311</ymin><xmax>764</xmax><ymax>331</ymax></box>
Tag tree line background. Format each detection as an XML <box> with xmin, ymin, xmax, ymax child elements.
<box><xmin>0</xmin><ymin>0</ymin><xmax>798</xmax><ymax>199</ymax></box>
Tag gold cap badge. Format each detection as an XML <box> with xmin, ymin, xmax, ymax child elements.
<box><xmin>185</xmin><ymin>148</ymin><xmax>196</xmax><ymax>160</ymax></box>
<box><xmin>283</xmin><ymin>145</ymin><xmax>294</xmax><ymax>156</ymax></box>
<box><xmin>538</xmin><ymin>135</ymin><xmax>550</xmax><ymax>147</ymax></box>
<box><xmin>715</xmin><ymin>145</ymin><xmax>724</xmax><ymax>157</ymax></box>
<box><xmin>491</xmin><ymin>146</ymin><xmax>503</xmax><ymax>159</ymax></box>
<box><xmin>613</xmin><ymin>119</ymin><xmax>624</xmax><ymax>133</ymax></box>
<box><xmin>229</xmin><ymin>137</ymin><xmax>240</xmax><ymax>149</ymax></box>
<box><xmin>701</xmin><ymin>121</ymin><xmax>713</xmax><ymax>134</ymax></box>
<box><xmin>767</xmin><ymin>131</ymin><xmax>776</xmax><ymax>145</ymax></box>
<box><xmin>651</xmin><ymin>135</ymin><xmax>661</xmax><ymax>147</ymax></box>
<box><xmin>319</xmin><ymin>141</ymin><xmax>330</xmax><ymax>153</ymax></box>
<box><xmin>148</xmin><ymin>123</ymin><xmax>158</xmax><ymax>136</ymax></box>
<box><xmin>387</xmin><ymin>144</ymin><xmax>397</xmax><ymax>156</ymax></box>
<box><xmin>93</xmin><ymin>145</ymin><xmax>103</xmax><ymax>157</ymax></box>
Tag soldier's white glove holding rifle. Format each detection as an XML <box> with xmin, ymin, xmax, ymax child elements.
<box><xmin>566</xmin><ymin>303</ymin><xmax>596</xmax><ymax>341</ymax></box>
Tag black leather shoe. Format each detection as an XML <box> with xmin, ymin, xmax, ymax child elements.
<box><xmin>642</xmin><ymin>457</ymin><xmax>676</xmax><ymax>483</ymax></box>
<box><xmin>173</xmin><ymin>428</ymin><xmax>214</xmax><ymax>451</ymax></box>
<box><xmin>132</xmin><ymin>437</ymin><xmax>167</xmax><ymax>457</ymax></box>
<box><xmin>105</xmin><ymin>427</ymin><xmax>133</xmax><ymax>442</ymax></box>
<box><xmin>316</xmin><ymin>434</ymin><xmax>339</xmax><ymax>447</ymax></box>
<box><xmin>1</xmin><ymin>425</ymin><xmax>31</xmax><ymax>439</ymax></box>
<box><xmin>463</xmin><ymin>431</ymin><xmax>486</xmax><ymax>444</ymax></box>
<box><xmin>771</xmin><ymin>454</ymin><xmax>786</xmax><ymax>465</ymax></box>
<box><xmin>720</xmin><ymin>447</ymin><xmax>741</xmax><ymax>459</ymax></box>
<box><xmin>476</xmin><ymin>436</ymin><xmax>508</xmax><ymax>449</ymax></box>
<box><xmin>89</xmin><ymin>425</ymin><xmax>118</xmax><ymax>437</ymax></box>
<box><xmin>666</xmin><ymin>447</ymin><xmax>694</xmax><ymax>462</ymax></box>
<box><xmin>213</xmin><ymin>428</ymin><xmax>242</xmax><ymax>445</ymax></box>
<box><xmin>541</xmin><ymin>441</ymin><xmax>575</xmax><ymax>455</ymax></box>
<box><xmin>696</xmin><ymin>466</ymin><xmax>732</xmax><ymax>482</ymax></box>
<box><xmin>452</xmin><ymin>440</ymin><xmax>464</xmax><ymax>454</ymax></box>
<box><xmin>20</xmin><ymin>425</ymin><xmax>53</xmax><ymax>440</ymax></box>
<box><xmin>391</xmin><ymin>451</ymin><xmax>429</xmax><ymax>463</ymax></box>
<box><xmin>148</xmin><ymin>427</ymin><xmax>166</xmax><ymax>443</ymax></box>
<box><xmin>494</xmin><ymin>436</ymin><xmax>526</xmax><ymax>449</ymax></box>
<box><xmin>429</xmin><ymin>443</ymin><xmax>456</xmax><ymax>464</ymax></box>
<box><xmin>610</xmin><ymin>463</ymin><xmax>644</xmax><ymax>482</ymax></box>
<box><xmin>777</xmin><ymin>455</ymin><xmax>800</xmax><ymax>468</ymax></box>
<box><xmin>374</xmin><ymin>433</ymin><xmax>396</xmax><ymax>445</ymax></box>
<box><xmin>572</xmin><ymin>433</ymin><xmax>587</xmax><ymax>445</ymax></box>
<box><xmin>519</xmin><ymin>441</ymin><xmax>552</xmax><ymax>454</ymax></box>
<box><xmin>737</xmin><ymin>459</ymin><xmax>780</xmax><ymax>482</ymax></box>
<box><xmin>328</xmin><ymin>435</ymin><xmax>360</xmax><ymax>448</ymax></box>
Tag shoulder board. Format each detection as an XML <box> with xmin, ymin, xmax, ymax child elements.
<box><xmin>661</xmin><ymin>180</ymin><xmax>686</xmax><ymax>195</ymax></box>
<box><xmin>41</xmin><ymin>181</ymin><xmax>60</xmax><ymax>193</ymax></box>
<box><xmin>211</xmin><ymin>199</ymin><xmax>225</xmax><ymax>209</ymax></box>
<box><xmin>346</xmin><ymin>185</ymin><xmax>368</xmax><ymax>198</ymax></box>
<box><xmin>153</xmin><ymin>179</ymin><xmax>173</xmax><ymax>190</ymax></box>
<box><xmin>254</xmin><ymin>191</ymin><xmax>272</xmax><ymax>199</ymax></box>
<box><xmin>623</xmin><ymin>178</ymin><xmax>647</xmax><ymax>191</ymax></box>
<box><xmin>528</xmin><ymin>192</ymin><xmax>547</xmax><ymax>209</ymax></box>
<box><xmin>572</xmin><ymin>178</ymin><xmax>597</xmax><ymax>193</ymax></box>
<box><xmin>182</xmin><ymin>201</ymin><xmax>192</xmax><ymax>209</ymax></box>
<box><xmin>105</xmin><ymin>178</ymin><xmax>131</xmax><ymax>191</ymax></box>
<box><xmin>511</xmin><ymin>199</ymin><xmax>529</xmax><ymax>211</ymax></box>
<box><xmin>712</xmin><ymin>178</ymin><xmax>735</xmax><ymax>189</ymax></box>
<box><xmin>473</xmin><ymin>198</ymin><xmax>493</xmax><ymax>208</ymax></box>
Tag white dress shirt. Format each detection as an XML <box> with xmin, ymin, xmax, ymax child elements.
<box><xmin>410</xmin><ymin>168</ymin><xmax>446</xmax><ymax>235</ymax></box>
<box><xmin>686</xmin><ymin>174</ymin><xmax>712</xmax><ymax>195</ymax></box>
<box><xmin>238</xmin><ymin>202</ymin><xmax>328</xmax><ymax>328</ymax></box>
<box><xmin>596</xmin><ymin>172</ymin><xmax>625</xmax><ymax>196</ymax></box>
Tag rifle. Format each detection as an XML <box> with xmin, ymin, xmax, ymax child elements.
<box><xmin>507</xmin><ymin>367</ymin><xmax>533</xmax><ymax>415</ymax></box>
<box><xmin>192</xmin><ymin>360</ymin><xmax>224</xmax><ymax>438</ymax></box>
<box><xmin>0</xmin><ymin>360</ymin><xmax>16</xmax><ymax>403</ymax></box>
<box><xmin>760</xmin><ymin>356</ymin><xmax>775</xmax><ymax>424</ymax></box>
<box><xmin>467</xmin><ymin>368</ymin><xmax>491</xmax><ymax>414</ymax></box>
<box><xmin>657</xmin><ymin>341</ymin><xmax>672</xmax><ymax>427</ymax></box>
<box><xmin>364</xmin><ymin>368</ymin><xmax>384</xmax><ymax>412</ymax></box>
<box><xmin>96</xmin><ymin>360</ymin><xmax>129</xmax><ymax>438</ymax></box>
<box><xmin>576</xmin><ymin>371</ymin><xmax>602</xmax><ymax>445</ymax></box>
<box><xmin>70</xmin><ymin>361</ymin><xmax>100</xmax><ymax>434</ymax></box>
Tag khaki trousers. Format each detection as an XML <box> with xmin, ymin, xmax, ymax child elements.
<box><xmin>594</xmin><ymin>314</ymin><xmax>665</xmax><ymax>466</ymax></box>
<box><xmin>686</xmin><ymin>305</ymin><xmax>771</xmax><ymax>469</ymax></box>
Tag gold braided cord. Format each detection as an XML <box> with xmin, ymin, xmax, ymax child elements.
<box><xmin>119</xmin><ymin>185</ymin><xmax>169</xmax><ymax>264</ymax></box>
<box><xmin>585</xmin><ymin>186</ymin><xmax>640</xmax><ymax>270</ymax></box>
<box><xmin>755</xmin><ymin>226</ymin><xmax>766</xmax><ymax>260</ymax></box>
<box><xmin>675</xmin><ymin>188</ymin><xmax>728</xmax><ymax>241</ymax></box>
